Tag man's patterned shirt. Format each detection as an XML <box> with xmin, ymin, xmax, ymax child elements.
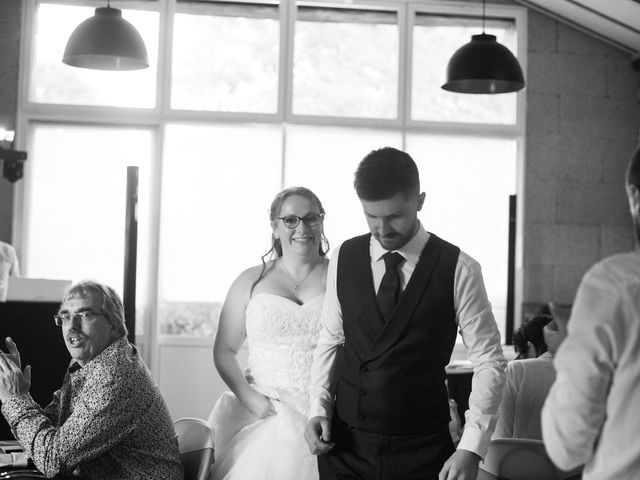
<box><xmin>1</xmin><ymin>337</ymin><xmax>183</xmax><ymax>479</ymax></box>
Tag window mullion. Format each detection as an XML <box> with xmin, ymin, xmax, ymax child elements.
<box><xmin>282</xmin><ymin>0</ymin><xmax>295</xmax><ymax>122</ymax></box>
<box><xmin>159</xmin><ymin>0</ymin><xmax>176</xmax><ymax>116</ymax></box>
<box><xmin>399</xmin><ymin>2</ymin><xmax>410</xmax><ymax>151</ymax></box>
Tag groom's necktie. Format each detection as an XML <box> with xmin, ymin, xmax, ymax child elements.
<box><xmin>376</xmin><ymin>252</ymin><xmax>404</xmax><ymax>322</ymax></box>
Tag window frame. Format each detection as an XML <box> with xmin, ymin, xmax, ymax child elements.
<box><xmin>13</xmin><ymin>0</ymin><xmax>527</xmax><ymax>369</ymax></box>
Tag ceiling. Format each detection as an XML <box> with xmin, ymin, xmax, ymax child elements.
<box><xmin>514</xmin><ymin>0</ymin><xmax>640</xmax><ymax>58</ymax></box>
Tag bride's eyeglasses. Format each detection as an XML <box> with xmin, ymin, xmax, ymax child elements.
<box><xmin>276</xmin><ymin>213</ymin><xmax>324</xmax><ymax>229</ymax></box>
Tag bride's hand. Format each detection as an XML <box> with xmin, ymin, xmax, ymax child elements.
<box><xmin>243</xmin><ymin>390</ymin><xmax>277</xmax><ymax>419</ymax></box>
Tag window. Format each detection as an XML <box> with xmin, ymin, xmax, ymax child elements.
<box><xmin>284</xmin><ymin>125</ymin><xmax>402</xmax><ymax>242</ymax></box>
<box><xmin>406</xmin><ymin>134</ymin><xmax>517</xmax><ymax>341</ymax></box>
<box><xmin>30</xmin><ymin>3</ymin><xmax>158</xmax><ymax>108</ymax></box>
<box><xmin>411</xmin><ymin>13</ymin><xmax>519</xmax><ymax>124</ymax></box>
<box><xmin>23</xmin><ymin>124</ymin><xmax>153</xmax><ymax>335</ymax></box>
<box><xmin>172</xmin><ymin>3</ymin><xmax>280</xmax><ymax>112</ymax></box>
<box><xmin>293</xmin><ymin>7</ymin><xmax>398</xmax><ymax>118</ymax></box>
<box><xmin>158</xmin><ymin>123</ymin><xmax>282</xmax><ymax>335</ymax></box>
<box><xmin>18</xmin><ymin>1</ymin><xmax>525</xmax><ymax>349</ymax></box>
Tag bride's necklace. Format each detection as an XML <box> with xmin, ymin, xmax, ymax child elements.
<box><xmin>281</xmin><ymin>261</ymin><xmax>319</xmax><ymax>291</ymax></box>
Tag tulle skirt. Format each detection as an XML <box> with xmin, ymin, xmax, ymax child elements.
<box><xmin>208</xmin><ymin>390</ymin><xmax>319</xmax><ymax>480</ymax></box>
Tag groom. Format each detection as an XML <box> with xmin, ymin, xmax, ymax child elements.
<box><xmin>305</xmin><ymin>147</ymin><xmax>507</xmax><ymax>479</ymax></box>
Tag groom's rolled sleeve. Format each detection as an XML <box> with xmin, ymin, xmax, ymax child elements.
<box><xmin>309</xmin><ymin>247</ymin><xmax>345</xmax><ymax>419</ymax></box>
<box><xmin>455</xmin><ymin>253</ymin><xmax>507</xmax><ymax>459</ymax></box>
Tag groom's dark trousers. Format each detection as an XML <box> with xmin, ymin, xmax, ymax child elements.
<box><xmin>318</xmin><ymin>416</ymin><xmax>455</xmax><ymax>480</ymax></box>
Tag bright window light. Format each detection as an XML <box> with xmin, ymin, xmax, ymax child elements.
<box><xmin>0</xmin><ymin>129</ymin><xmax>15</xmax><ymax>142</ymax></box>
<box><xmin>30</xmin><ymin>3</ymin><xmax>158</xmax><ymax>107</ymax></box>
<box><xmin>172</xmin><ymin>4</ymin><xmax>280</xmax><ymax>113</ymax></box>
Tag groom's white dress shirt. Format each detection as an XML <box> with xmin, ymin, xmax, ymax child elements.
<box><xmin>309</xmin><ymin>223</ymin><xmax>507</xmax><ymax>459</ymax></box>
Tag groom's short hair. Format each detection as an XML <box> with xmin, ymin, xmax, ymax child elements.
<box><xmin>354</xmin><ymin>147</ymin><xmax>420</xmax><ymax>201</ymax></box>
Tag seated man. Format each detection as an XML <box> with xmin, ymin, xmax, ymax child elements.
<box><xmin>0</xmin><ymin>279</ymin><xmax>183</xmax><ymax>479</ymax></box>
<box><xmin>494</xmin><ymin>314</ymin><xmax>555</xmax><ymax>440</ymax></box>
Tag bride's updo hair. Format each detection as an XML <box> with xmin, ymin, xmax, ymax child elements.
<box><xmin>251</xmin><ymin>186</ymin><xmax>330</xmax><ymax>296</ymax></box>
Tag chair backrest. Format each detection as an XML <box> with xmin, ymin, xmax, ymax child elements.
<box><xmin>0</xmin><ymin>470</ymin><xmax>46</xmax><ymax>478</ymax></box>
<box><xmin>477</xmin><ymin>438</ymin><xmax>582</xmax><ymax>480</ymax></box>
<box><xmin>174</xmin><ymin>417</ymin><xmax>215</xmax><ymax>480</ymax></box>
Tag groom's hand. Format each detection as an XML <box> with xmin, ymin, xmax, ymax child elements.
<box><xmin>438</xmin><ymin>449</ymin><xmax>480</xmax><ymax>480</ymax></box>
<box><xmin>304</xmin><ymin>416</ymin><xmax>335</xmax><ymax>455</ymax></box>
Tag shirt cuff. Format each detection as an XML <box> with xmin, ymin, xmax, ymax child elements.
<box><xmin>1</xmin><ymin>393</ymin><xmax>37</xmax><ymax>426</ymax></box>
<box><xmin>457</xmin><ymin>425</ymin><xmax>492</xmax><ymax>459</ymax></box>
<box><xmin>308</xmin><ymin>394</ymin><xmax>334</xmax><ymax>420</ymax></box>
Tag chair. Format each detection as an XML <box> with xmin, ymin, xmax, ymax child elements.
<box><xmin>477</xmin><ymin>438</ymin><xmax>582</xmax><ymax>480</ymax></box>
<box><xmin>174</xmin><ymin>417</ymin><xmax>215</xmax><ymax>480</ymax></box>
<box><xmin>0</xmin><ymin>470</ymin><xmax>46</xmax><ymax>479</ymax></box>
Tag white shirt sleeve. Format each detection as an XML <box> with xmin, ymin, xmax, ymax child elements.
<box><xmin>309</xmin><ymin>244</ymin><xmax>345</xmax><ymax>419</ymax></box>
<box><xmin>493</xmin><ymin>361</ymin><xmax>519</xmax><ymax>439</ymax></box>
<box><xmin>541</xmin><ymin>263</ymin><xmax>619</xmax><ymax>471</ymax></box>
<box><xmin>455</xmin><ymin>251</ymin><xmax>507</xmax><ymax>458</ymax></box>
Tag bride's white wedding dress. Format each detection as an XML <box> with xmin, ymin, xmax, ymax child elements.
<box><xmin>208</xmin><ymin>293</ymin><xmax>323</xmax><ymax>480</ymax></box>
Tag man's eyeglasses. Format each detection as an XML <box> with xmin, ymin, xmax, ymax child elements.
<box><xmin>54</xmin><ymin>311</ymin><xmax>106</xmax><ymax>327</ymax></box>
<box><xmin>276</xmin><ymin>213</ymin><xmax>324</xmax><ymax>229</ymax></box>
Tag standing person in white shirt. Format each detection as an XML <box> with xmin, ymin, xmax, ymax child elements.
<box><xmin>542</xmin><ymin>146</ymin><xmax>640</xmax><ymax>479</ymax></box>
<box><xmin>304</xmin><ymin>147</ymin><xmax>507</xmax><ymax>480</ymax></box>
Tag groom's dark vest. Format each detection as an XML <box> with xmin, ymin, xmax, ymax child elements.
<box><xmin>335</xmin><ymin>233</ymin><xmax>459</xmax><ymax>435</ymax></box>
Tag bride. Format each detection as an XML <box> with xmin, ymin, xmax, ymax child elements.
<box><xmin>209</xmin><ymin>186</ymin><xmax>329</xmax><ymax>480</ymax></box>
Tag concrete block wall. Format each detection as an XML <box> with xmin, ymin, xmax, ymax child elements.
<box><xmin>524</xmin><ymin>10</ymin><xmax>640</xmax><ymax>305</ymax></box>
<box><xmin>0</xmin><ymin>0</ymin><xmax>22</xmax><ymax>244</ymax></box>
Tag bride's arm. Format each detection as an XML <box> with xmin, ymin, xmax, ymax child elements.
<box><xmin>213</xmin><ymin>269</ymin><xmax>276</xmax><ymax>419</ymax></box>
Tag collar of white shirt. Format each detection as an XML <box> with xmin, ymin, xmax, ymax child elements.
<box><xmin>370</xmin><ymin>222</ymin><xmax>430</xmax><ymax>267</ymax></box>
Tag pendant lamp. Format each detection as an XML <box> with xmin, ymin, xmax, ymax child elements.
<box><xmin>62</xmin><ymin>1</ymin><xmax>149</xmax><ymax>71</ymax></box>
<box><xmin>442</xmin><ymin>0</ymin><xmax>524</xmax><ymax>94</ymax></box>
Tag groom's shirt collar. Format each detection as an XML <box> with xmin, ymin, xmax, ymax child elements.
<box><xmin>370</xmin><ymin>221</ymin><xmax>430</xmax><ymax>267</ymax></box>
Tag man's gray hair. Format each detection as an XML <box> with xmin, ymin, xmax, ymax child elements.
<box><xmin>61</xmin><ymin>280</ymin><xmax>128</xmax><ymax>339</ymax></box>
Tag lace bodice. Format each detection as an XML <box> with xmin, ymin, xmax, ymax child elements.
<box><xmin>245</xmin><ymin>293</ymin><xmax>323</xmax><ymax>416</ymax></box>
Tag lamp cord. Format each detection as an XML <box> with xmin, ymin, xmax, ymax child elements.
<box><xmin>482</xmin><ymin>0</ymin><xmax>486</xmax><ymax>33</ymax></box>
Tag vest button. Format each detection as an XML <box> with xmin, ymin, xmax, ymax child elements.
<box><xmin>359</xmin><ymin>414</ymin><xmax>367</xmax><ymax>420</ymax></box>
<box><xmin>359</xmin><ymin>390</ymin><xmax>367</xmax><ymax>397</ymax></box>
<box><xmin>360</xmin><ymin>365</ymin><xmax>368</xmax><ymax>372</ymax></box>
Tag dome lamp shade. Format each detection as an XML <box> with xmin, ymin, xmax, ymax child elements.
<box><xmin>441</xmin><ymin>33</ymin><xmax>525</xmax><ymax>94</ymax></box>
<box><xmin>62</xmin><ymin>5</ymin><xmax>149</xmax><ymax>71</ymax></box>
